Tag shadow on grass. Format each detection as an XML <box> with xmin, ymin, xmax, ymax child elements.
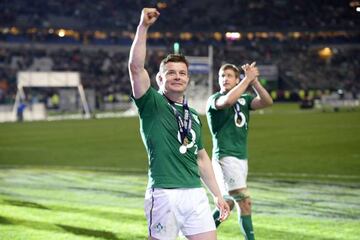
<box><xmin>0</xmin><ymin>215</ymin><xmax>12</xmax><ymax>225</ymax></box>
<box><xmin>57</xmin><ymin>224</ymin><xmax>119</xmax><ymax>240</ymax></box>
<box><xmin>67</xmin><ymin>186</ymin><xmax>144</xmax><ymax>198</ymax></box>
<box><xmin>49</xmin><ymin>205</ymin><xmax>145</xmax><ymax>222</ymax></box>
<box><xmin>3</xmin><ymin>199</ymin><xmax>49</xmax><ymax>210</ymax></box>
<box><xmin>0</xmin><ymin>215</ymin><xmax>121</xmax><ymax>240</ymax></box>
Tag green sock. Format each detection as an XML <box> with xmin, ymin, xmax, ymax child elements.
<box><xmin>240</xmin><ymin>215</ymin><xmax>255</xmax><ymax>240</ymax></box>
<box><xmin>212</xmin><ymin>209</ymin><xmax>222</xmax><ymax>227</ymax></box>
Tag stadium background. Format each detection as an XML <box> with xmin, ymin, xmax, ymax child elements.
<box><xmin>0</xmin><ymin>1</ymin><xmax>359</xmax><ymax>239</ymax></box>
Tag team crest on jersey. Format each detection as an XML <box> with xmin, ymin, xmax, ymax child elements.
<box><xmin>238</xmin><ymin>98</ymin><xmax>246</xmax><ymax>105</ymax></box>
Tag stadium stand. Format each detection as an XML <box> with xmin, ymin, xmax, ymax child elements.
<box><xmin>0</xmin><ymin>0</ymin><xmax>359</xmax><ymax>111</ymax></box>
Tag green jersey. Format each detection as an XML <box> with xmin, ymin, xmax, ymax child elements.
<box><xmin>133</xmin><ymin>87</ymin><xmax>204</xmax><ymax>189</ymax></box>
<box><xmin>206</xmin><ymin>92</ymin><xmax>254</xmax><ymax>160</ymax></box>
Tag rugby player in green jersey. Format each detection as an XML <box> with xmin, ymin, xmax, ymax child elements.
<box><xmin>128</xmin><ymin>8</ymin><xmax>230</xmax><ymax>240</ymax></box>
<box><xmin>206</xmin><ymin>63</ymin><xmax>273</xmax><ymax>240</ymax></box>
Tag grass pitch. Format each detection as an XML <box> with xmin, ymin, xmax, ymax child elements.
<box><xmin>0</xmin><ymin>169</ymin><xmax>359</xmax><ymax>240</ymax></box>
<box><xmin>1</xmin><ymin>103</ymin><xmax>359</xmax><ymax>177</ymax></box>
<box><xmin>0</xmin><ymin>103</ymin><xmax>359</xmax><ymax>239</ymax></box>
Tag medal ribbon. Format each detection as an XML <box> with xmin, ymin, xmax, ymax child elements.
<box><xmin>164</xmin><ymin>95</ymin><xmax>192</xmax><ymax>145</ymax></box>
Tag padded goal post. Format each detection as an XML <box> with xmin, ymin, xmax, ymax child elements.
<box><xmin>12</xmin><ymin>71</ymin><xmax>91</xmax><ymax>120</ymax></box>
<box><xmin>185</xmin><ymin>45</ymin><xmax>214</xmax><ymax>114</ymax></box>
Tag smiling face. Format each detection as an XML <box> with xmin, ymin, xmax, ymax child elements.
<box><xmin>157</xmin><ymin>54</ymin><xmax>190</xmax><ymax>96</ymax></box>
<box><xmin>218</xmin><ymin>64</ymin><xmax>240</xmax><ymax>93</ymax></box>
<box><xmin>160</xmin><ymin>62</ymin><xmax>189</xmax><ymax>93</ymax></box>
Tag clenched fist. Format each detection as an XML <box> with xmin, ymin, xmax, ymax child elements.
<box><xmin>139</xmin><ymin>8</ymin><xmax>160</xmax><ymax>27</ymax></box>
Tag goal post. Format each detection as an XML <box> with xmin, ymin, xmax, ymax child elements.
<box><xmin>12</xmin><ymin>71</ymin><xmax>91</xmax><ymax>120</ymax></box>
<box><xmin>185</xmin><ymin>45</ymin><xmax>213</xmax><ymax>114</ymax></box>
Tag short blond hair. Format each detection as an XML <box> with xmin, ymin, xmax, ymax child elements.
<box><xmin>219</xmin><ymin>63</ymin><xmax>240</xmax><ymax>78</ymax></box>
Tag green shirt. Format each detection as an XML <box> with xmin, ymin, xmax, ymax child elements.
<box><xmin>206</xmin><ymin>92</ymin><xmax>254</xmax><ymax>160</ymax></box>
<box><xmin>133</xmin><ymin>87</ymin><xmax>204</xmax><ymax>189</ymax></box>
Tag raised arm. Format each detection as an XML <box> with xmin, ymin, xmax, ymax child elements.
<box><xmin>250</xmin><ymin>77</ymin><xmax>273</xmax><ymax>110</ymax></box>
<box><xmin>215</xmin><ymin>62</ymin><xmax>259</xmax><ymax>109</ymax></box>
<box><xmin>128</xmin><ymin>8</ymin><xmax>160</xmax><ymax>99</ymax></box>
<box><xmin>197</xmin><ymin>149</ymin><xmax>230</xmax><ymax>222</ymax></box>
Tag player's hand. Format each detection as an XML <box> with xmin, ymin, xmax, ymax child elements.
<box><xmin>140</xmin><ymin>8</ymin><xmax>160</xmax><ymax>27</ymax></box>
<box><xmin>242</xmin><ymin>62</ymin><xmax>259</xmax><ymax>82</ymax></box>
<box><xmin>214</xmin><ymin>196</ymin><xmax>230</xmax><ymax>222</ymax></box>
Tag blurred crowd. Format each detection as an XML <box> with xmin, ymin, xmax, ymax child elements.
<box><xmin>0</xmin><ymin>43</ymin><xmax>358</xmax><ymax>105</ymax></box>
<box><xmin>0</xmin><ymin>0</ymin><xmax>359</xmax><ymax>107</ymax></box>
<box><xmin>1</xmin><ymin>0</ymin><xmax>359</xmax><ymax>31</ymax></box>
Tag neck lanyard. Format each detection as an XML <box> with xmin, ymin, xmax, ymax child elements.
<box><xmin>163</xmin><ymin>95</ymin><xmax>192</xmax><ymax>154</ymax></box>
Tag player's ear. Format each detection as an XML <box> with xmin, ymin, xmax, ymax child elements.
<box><xmin>156</xmin><ymin>72</ymin><xmax>163</xmax><ymax>86</ymax></box>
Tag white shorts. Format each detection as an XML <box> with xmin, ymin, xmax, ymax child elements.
<box><xmin>144</xmin><ymin>187</ymin><xmax>215</xmax><ymax>240</ymax></box>
<box><xmin>212</xmin><ymin>156</ymin><xmax>248</xmax><ymax>196</ymax></box>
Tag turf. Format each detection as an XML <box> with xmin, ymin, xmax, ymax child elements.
<box><xmin>1</xmin><ymin>103</ymin><xmax>359</xmax><ymax>178</ymax></box>
<box><xmin>0</xmin><ymin>169</ymin><xmax>359</xmax><ymax>240</ymax></box>
<box><xmin>0</xmin><ymin>103</ymin><xmax>360</xmax><ymax>239</ymax></box>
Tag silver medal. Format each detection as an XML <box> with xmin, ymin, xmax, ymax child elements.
<box><xmin>179</xmin><ymin>145</ymin><xmax>187</xmax><ymax>154</ymax></box>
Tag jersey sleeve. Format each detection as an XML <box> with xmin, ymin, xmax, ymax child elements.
<box><xmin>206</xmin><ymin>93</ymin><xmax>221</xmax><ymax>112</ymax></box>
<box><xmin>244</xmin><ymin>93</ymin><xmax>256</xmax><ymax>110</ymax></box>
<box><xmin>131</xmin><ymin>87</ymin><xmax>158</xmax><ymax>117</ymax></box>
